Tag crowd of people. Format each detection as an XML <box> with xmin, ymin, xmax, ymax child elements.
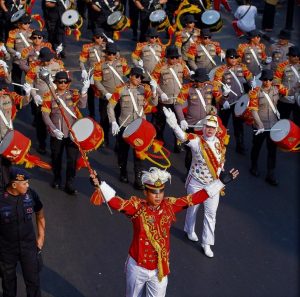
<box><xmin>0</xmin><ymin>0</ymin><xmax>299</xmax><ymax>296</ymax></box>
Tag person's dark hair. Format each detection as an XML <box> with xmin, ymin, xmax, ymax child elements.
<box><xmin>244</xmin><ymin>0</ymin><xmax>251</xmax><ymax>4</ymax></box>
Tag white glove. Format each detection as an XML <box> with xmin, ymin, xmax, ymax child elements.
<box><xmin>0</xmin><ymin>60</ymin><xmax>8</xmax><ymax>71</ymax></box>
<box><xmin>220</xmin><ymin>51</ymin><xmax>226</xmax><ymax>61</ymax></box>
<box><xmin>33</xmin><ymin>94</ymin><xmax>43</xmax><ymax>105</ymax></box>
<box><xmin>296</xmin><ymin>94</ymin><xmax>300</xmax><ymax>107</ymax></box>
<box><xmin>53</xmin><ymin>128</ymin><xmax>64</xmax><ymax>140</ymax></box>
<box><xmin>56</xmin><ymin>43</ymin><xmax>63</xmax><ymax>55</ymax></box>
<box><xmin>163</xmin><ymin>107</ymin><xmax>178</xmax><ymax>129</ymax></box>
<box><xmin>105</xmin><ymin>93</ymin><xmax>112</xmax><ymax>100</ymax></box>
<box><xmin>99</xmin><ymin>181</ymin><xmax>116</xmax><ymax>202</ymax></box>
<box><xmin>111</xmin><ymin>121</ymin><xmax>120</xmax><ymax>136</ymax></box>
<box><xmin>180</xmin><ymin>120</ymin><xmax>189</xmax><ymax>131</ymax></box>
<box><xmin>15</xmin><ymin>51</ymin><xmax>21</xmax><ymax>59</ymax></box>
<box><xmin>265</xmin><ymin>56</ymin><xmax>272</xmax><ymax>64</ymax></box>
<box><xmin>0</xmin><ymin>44</ymin><xmax>7</xmax><ymax>53</ymax></box>
<box><xmin>222</xmin><ymin>101</ymin><xmax>230</xmax><ymax>110</ymax></box>
<box><xmin>23</xmin><ymin>83</ymin><xmax>32</xmax><ymax>95</ymax></box>
<box><xmin>138</xmin><ymin>59</ymin><xmax>144</xmax><ymax>68</ymax></box>
<box><xmin>223</xmin><ymin>84</ymin><xmax>231</xmax><ymax>96</ymax></box>
<box><xmin>81</xmin><ymin>79</ymin><xmax>90</xmax><ymax>94</ymax></box>
<box><xmin>189</xmin><ymin>70</ymin><xmax>195</xmax><ymax>76</ymax></box>
<box><xmin>250</xmin><ymin>79</ymin><xmax>257</xmax><ymax>89</ymax></box>
<box><xmin>149</xmin><ymin>79</ymin><xmax>157</xmax><ymax>90</ymax></box>
<box><xmin>81</xmin><ymin>69</ymin><xmax>88</xmax><ymax>80</ymax></box>
<box><xmin>255</xmin><ymin>128</ymin><xmax>265</xmax><ymax>135</ymax></box>
<box><xmin>160</xmin><ymin>92</ymin><xmax>169</xmax><ymax>102</ymax></box>
<box><xmin>286</xmin><ymin>95</ymin><xmax>295</xmax><ymax>103</ymax></box>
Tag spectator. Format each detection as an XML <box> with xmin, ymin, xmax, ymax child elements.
<box><xmin>262</xmin><ymin>0</ymin><xmax>279</xmax><ymax>32</ymax></box>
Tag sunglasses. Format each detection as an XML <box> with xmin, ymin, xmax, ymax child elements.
<box><xmin>32</xmin><ymin>36</ymin><xmax>42</xmax><ymax>40</ymax></box>
<box><xmin>150</xmin><ymin>36</ymin><xmax>159</xmax><ymax>39</ymax></box>
<box><xmin>57</xmin><ymin>80</ymin><xmax>68</xmax><ymax>84</ymax></box>
<box><xmin>228</xmin><ymin>56</ymin><xmax>238</xmax><ymax>59</ymax></box>
<box><xmin>169</xmin><ymin>57</ymin><xmax>178</xmax><ymax>59</ymax></box>
<box><xmin>203</xmin><ymin>36</ymin><xmax>211</xmax><ymax>39</ymax></box>
<box><xmin>107</xmin><ymin>52</ymin><xmax>116</xmax><ymax>55</ymax></box>
<box><xmin>23</xmin><ymin>22</ymin><xmax>31</xmax><ymax>25</ymax></box>
<box><xmin>289</xmin><ymin>55</ymin><xmax>299</xmax><ymax>58</ymax></box>
<box><xmin>262</xmin><ymin>79</ymin><xmax>273</xmax><ymax>81</ymax></box>
<box><xmin>94</xmin><ymin>35</ymin><xmax>103</xmax><ymax>39</ymax></box>
<box><xmin>133</xmin><ymin>74</ymin><xmax>142</xmax><ymax>79</ymax></box>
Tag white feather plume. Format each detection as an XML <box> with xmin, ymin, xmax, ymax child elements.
<box><xmin>141</xmin><ymin>167</ymin><xmax>171</xmax><ymax>186</ymax></box>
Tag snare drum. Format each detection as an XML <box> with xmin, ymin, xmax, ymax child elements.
<box><xmin>149</xmin><ymin>10</ymin><xmax>170</xmax><ymax>32</ymax></box>
<box><xmin>234</xmin><ymin>94</ymin><xmax>254</xmax><ymax>125</ymax></box>
<box><xmin>107</xmin><ymin>11</ymin><xmax>129</xmax><ymax>31</ymax></box>
<box><xmin>71</xmin><ymin>117</ymin><xmax>104</xmax><ymax>152</ymax></box>
<box><xmin>61</xmin><ymin>9</ymin><xmax>80</xmax><ymax>27</ymax></box>
<box><xmin>270</xmin><ymin>119</ymin><xmax>300</xmax><ymax>152</ymax></box>
<box><xmin>200</xmin><ymin>10</ymin><xmax>223</xmax><ymax>32</ymax></box>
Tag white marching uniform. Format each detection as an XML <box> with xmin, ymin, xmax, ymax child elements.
<box><xmin>183</xmin><ymin>135</ymin><xmax>224</xmax><ymax>245</ymax></box>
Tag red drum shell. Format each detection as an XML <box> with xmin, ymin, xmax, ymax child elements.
<box><xmin>71</xmin><ymin>117</ymin><xmax>104</xmax><ymax>151</ymax></box>
<box><xmin>270</xmin><ymin>119</ymin><xmax>300</xmax><ymax>151</ymax></box>
<box><xmin>0</xmin><ymin>130</ymin><xmax>31</xmax><ymax>163</ymax></box>
<box><xmin>122</xmin><ymin>118</ymin><xmax>156</xmax><ymax>152</ymax></box>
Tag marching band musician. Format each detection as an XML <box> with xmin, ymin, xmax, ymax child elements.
<box><xmin>25</xmin><ymin>47</ymin><xmax>65</xmax><ymax>154</ymax></box>
<box><xmin>268</xmin><ymin>30</ymin><xmax>294</xmax><ymax>72</ymax></box>
<box><xmin>273</xmin><ymin>46</ymin><xmax>300</xmax><ymax>126</ymax></box>
<box><xmin>20</xmin><ymin>30</ymin><xmax>54</xmax><ymax>73</ymax></box>
<box><xmin>175</xmin><ymin>14</ymin><xmax>201</xmax><ymax>63</ymax></box>
<box><xmin>237</xmin><ymin>29</ymin><xmax>270</xmax><ymax>76</ymax></box>
<box><xmin>213</xmin><ymin>48</ymin><xmax>254</xmax><ymax>155</ymax></box>
<box><xmin>41</xmin><ymin>71</ymin><xmax>90</xmax><ymax>194</ymax></box>
<box><xmin>174</xmin><ymin>68</ymin><xmax>221</xmax><ymax>173</ymax></box>
<box><xmin>248</xmin><ymin>69</ymin><xmax>289</xmax><ymax>186</ymax></box>
<box><xmin>0</xmin><ymin>84</ymin><xmax>32</xmax><ymax>191</ymax></box>
<box><xmin>42</xmin><ymin>0</ymin><xmax>66</xmax><ymax>57</ymax></box>
<box><xmin>163</xmin><ymin>107</ymin><xmax>229</xmax><ymax>258</ymax></box>
<box><xmin>187</xmin><ymin>28</ymin><xmax>225</xmax><ymax>73</ymax></box>
<box><xmin>151</xmin><ymin>45</ymin><xmax>190</xmax><ymax>153</ymax></box>
<box><xmin>131</xmin><ymin>28</ymin><xmax>165</xmax><ymax>82</ymax></box>
<box><xmin>6</xmin><ymin>13</ymin><xmax>33</xmax><ymax>94</ymax></box>
<box><xmin>133</xmin><ymin>0</ymin><xmax>168</xmax><ymax>42</ymax></box>
<box><xmin>0</xmin><ymin>58</ymin><xmax>11</xmax><ymax>89</ymax></box>
<box><xmin>79</xmin><ymin>28</ymin><xmax>107</xmax><ymax>119</ymax></box>
<box><xmin>94</xmin><ymin>42</ymin><xmax>130</xmax><ymax>147</ymax></box>
<box><xmin>107</xmin><ymin>67</ymin><xmax>158</xmax><ymax>189</ymax></box>
<box><xmin>91</xmin><ymin>166</ymin><xmax>238</xmax><ymax>296</ymax></box>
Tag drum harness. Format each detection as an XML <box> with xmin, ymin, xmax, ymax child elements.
<box><xmin>195</xmin><ymin>88</ymin><xmax>207</xmax><ymax>112</ymax></box>
<box><xmin>19</xmin><ymin>32</ymin><xmax>30</xmax><ymax>47</ymax></box>
<box><xmin>228</xmin><ymin>69</ymin><xmax>243</xmax><ymax>94</ymax></box>
<box><xmin>107</xmin><ymin>64</ymin><xmax>144</xmax><ymax>117</ymax></box>
<box><xmin>57</xmin><ymin>96</ymin><xmax>77</xmax><ymax>119</ymax></box>
<box><xmin>249</xmin><ymin>48</ymin><xmax>262</xmax><ymax>70</ymax></box>
<box><xmin>169</xmin><ymin>67</ymin><xmax>182</xmax><ymax>89</ymax></box>
<box><xmin>261</xmin><ymin>91</ymin><xmax>280</xmax><ymax>120</ymax></box>
<box><xmin>182</xmin><ymin>29</ymin><xmax>195</xmax><ymax>46</ymax></box>
<box><xmin>0</xmin><ymin>110</ymin><xmax>13</xmax><ymax>130</ymax></box>
<box><xmin>199</xmin><ymin>44</ymin><xmax>216</xmax><ymax>66</ymax></box>
<box><xmin>148</xmin><ymin>46</ymin><xmax>160</xmax><ymax>63</ymax></box>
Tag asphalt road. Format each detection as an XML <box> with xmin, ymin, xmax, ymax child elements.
<box><xmin>5</xmin><ymin>1</ymin><xmax>300</xmax><ymax>296</ymax></box>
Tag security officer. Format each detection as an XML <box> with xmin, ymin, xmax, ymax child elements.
<box><xmin>174</xmin><ymin>68</ymin><xmax>220</xmax><ymax>172</ymax></box>
<box><xmin>0</xmin><ymin>167</ymin><xmax>45</xmax><ymax>297</ymax></box>
<box><xmin>248</xmin><ymin>69</ymin><xmax>289</xmax><ymax>185</ymax></box>
<box><xmin>6</xmin><ymin>13</ymin><xmax>33</xmax><ymax>94</ymax></box>
<box><xmin>268</xmin><ymin>30</ymin><xmax>294</xmax><ymax>72</ymax></box>
<box><xmin>94</xmin><ymin>42</ymin><xmax>130</xmax><ymax>146</ymax></box>
<box><xmin>151</xmin><ymin>45</ymin><xmax>190</xmax><ymax>152</ymax></box>
<box><xmin>41</xmin><ymin>71</ymin><xmax>89</xmax><ymax>194</ymax></box>
<box><xmin>237</xmin><ymin>29</ymin><xmax>270</xmax><ymax>76</ymax></box>
<box><xmin>175</xmin><ymin>14</ymin><xmax>201</xmax><ymax>63</ymax></box>
<box><xmin>213</xmin><ymin>48</ymin><xmax>254</xmax><ymax>154</ymax></box>
<box><xmin>187</xmin><ymin>28</ymin><xmax>225</xmax><ymax>73</ymax></box>
<box><xmin>273</xmin><ymin>46</ymin><xmax>300</xmax><ymax>126</ymax></box>
<box><xmin>107</xmin><ymin>67</ymin><xmax>158</xmax><ymax>189</ymax></box>
<box><xmin>79</xmin><ymin>28</ymin><xmax>107</xmax><ymax>118</ymax></box>
<box><xmin>133</xmin><ymin>0</ymin><xmax>168</xmax><ymax>42</ymax></box>
<box><xmin>25</xmin><ymin>47</ymin><xmax>65</xmax><ymax>154</ymax></box>
<box><xmin>132</xmin><ymin>28</ymin><xmax>165</xmax><ymax>82</ymax></box>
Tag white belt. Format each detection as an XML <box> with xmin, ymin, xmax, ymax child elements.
<box><xmin>290</xmin><ymin>65</ymin><xmax>300</xmax><ymax>82</ymax></box>
<box><xmin>128</xmin><ymin>89</ymin><xmax>143</xmax><ymax>117</ymax></box>
<box><xmin>262</xmin><ymin>91</ymin><xmax>280</xmax><ymax>119</ymax></box>
<box><xmin>249</xmin><ymin>48</ymin><xmax>261</xmax><ymax>68</ymax></box>
<box><xmin>195</xmin><ymin>89</ymin><xmax>206</xmax><ymax>112</ymax></box>
<box><xmin>169</xmin><ymin>67</ymin><xmax>182</xmax><ymax>89</ymax></box>
<box><xmin>0</xmin><ymin>110</ymin><xmax>13</xmax><ymax>129</ymax></box>
<box><xmin>149</xmin><ymin>46</ymin><xmax>159</xmax><ymax>63</ymax></box>
<box><xmin>199</xmin><ymin>44</ymin><xmax>216</xmax><ymax>66</ymax></box>
<box><xmin>94</xmin><ymin>49</ymin><xmax>101</xmax><ymax>62</ymax></box>
<box><xmin>19</xmin><ymin>32</ymin><xmax>30</xmax><ymax>47</ymax></box>
<box><xmin>57</xmin><ymin>97</ymin><xmax>77</xmax><ymax>119</ymax></box>
<box><xmin>229</xmin><ymin>69</ymin><xmax>243</xmax><ymax>93</ymax></box>
<box><xmin>185</xmin><ymin>32</ymin><xmax>194</xmax><ymax>44</ymax></box>
<box><xmin>108</xmin><ymin>64</ymin><xmax>124</xmax><ymax>84</ymax></box>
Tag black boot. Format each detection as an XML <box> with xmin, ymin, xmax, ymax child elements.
<box><xmin>65</xmin><ymin>179</ymin><xmax>77</xmax><ymax>195</ymax></box>
<box><xmin>249</xmin><ymin>163</ymin><xmax>260</xmax><ymax>177</ymax></box>
<box><xmin>235</xmin><ymin>135</ymin><xmax>246</xmax><ymax>155</ymax></box>
<box><xmin>134</xmin><ymin>171</ymin><xmax>144</xmax><ymax>190</ymax></box>
<box><xmin>265</xmin><ymin>171</ymin><xmax>278</xmax><ymax>186</ymax></box>
<box><xmin>120</xmin><ymin>167</ymin><xmax>129</xmax><ymax>183</ymax></box>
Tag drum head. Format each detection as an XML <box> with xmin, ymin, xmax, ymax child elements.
<box><xmin>123</xmin><ymin>118</ymin><xmax>142</xmax><ymax>138</ymax></box>
<box><xmin>149</xmin><ymin>10</ymin><xmax>166</xmax><ymax>22</ymax></box>
<box><xmin>201</xmin><ymin>10</ymin><xmax>220</xmax><ymax>25</ymax></box>
<box><xmin>0</xmin><ymin>130</ymin><xmax>14</xmax><ymax>153</ymax></box>
<box><xmin>72</xmin><ymin>118</ymin><xmax>94</xmax><ymax>142</ymax></box>
<box><xmin>61</xmin><ymin>9</ymin><xmax>79</xmax><ymax>26</ymax></box>
<box><xmin>107</xmin><ymin>11</ymin><xmax>122</xmax><ymax>26</ymax></box>
<box><xmin>208</xmin><ymin>66</ymin><xmax>218</xmax><ymax>81</ymax></box>
<box><xmin>11</xmin><ymin>9</ymin><xmax>26</xmax><ymax>23</ymax></box>
<box><xmin>270</xmin><ymin>119</ymin><xmax>289</xmax><ymax>142</ymax></box>
<box><xmin>234</xmin><ymin>94</ymin><xmax>249</xmax><ymax>117</ymax></box>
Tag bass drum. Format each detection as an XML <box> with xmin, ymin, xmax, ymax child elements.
<box><xmin>107</xmin><ymin>11</ymin><xmax>129</xmax><ymax>31</ymax></box>
<box><xmin>149</xmin><ymin>10</ymin><xmax>170</xmax><ymax>32</ymax></box>
<box><xmin>200</xmin><ymin>9</ymin><xmax>222</xmax><ymax>32</ymax></box>
<box><xmin>234</xmin><ymin>94</ymin><xmax>254</xmax><ymax>126</ymax></box>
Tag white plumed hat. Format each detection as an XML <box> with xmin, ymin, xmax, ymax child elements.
<box><xmin>141</xmin><ymin>167</ymin><xmax>171</xmax><ymax>190</ymax></box>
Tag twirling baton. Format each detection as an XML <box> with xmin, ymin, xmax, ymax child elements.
<box><xmin>39</xmin><ymin>68</ymin><xmax>112</xmax><ymax>214</ymax></box>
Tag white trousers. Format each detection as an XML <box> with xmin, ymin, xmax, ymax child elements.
<box><xmin>125</xmin><ymin>256</ymin><xmax>168</xmax><ymax>297</ymax></box>
<box><xmin>184</xmin><ymin>176</ymin><xmax>220</xmax><ymax>245</ymax></box>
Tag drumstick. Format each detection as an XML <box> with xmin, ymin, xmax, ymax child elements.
<box><xmin>118</xmin><ymin>114</ymin><xmax>131</xmax><ymax>130</ymax></box>
<box><xmin>102</xmin><ymin>33</ymin><xmax>114</xmax><ymax>43</ymax></box>
<box><xmin>220</xmin><ymin>81</ymin><xmax>238</xmax><ymax>96</ymax></box>
<box><xmin>220</xmin><ymin>100</ymin><xmax>239</xmax><ymax>110</ymax></box>
<box><xmin>188</xmin><ymin>125</ymin><xmax>203</xmax><ymax>128</ymax></box>
<box><xmin>253</xmin><ymin>129</ymin><xmax>282</xmax><ymax>132</ymax></box>
<box><xmin>12</xmin><ymin>82</ymin><xmax>39</xmax><ymax>91</ymax></box>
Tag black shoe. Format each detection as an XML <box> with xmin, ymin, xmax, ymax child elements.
<box><xmin>64</xmin><ymin>184</ymin><xmax>78</xmax><ymax>195</ymax></box>
<box><xmin>60</xmin><ymin>51</ymin><xmax>66</xmax><ymax>59</ymax></box>
<box><xmin>51</xmin><ymin>180</ymin><xmax>61</xmax><ymax>189</ymax></box>
<box><xmin>249</xmin><ymin>167</ymin><xmax>260</xmax><ymax>177</ymax></box>
<box><xmin>120</xmin><ymin>171</ymin><xmax>129</xmax><ymax>183</ymax></box>
<box><xmin>37</xmin><ymin>147</ymin><xmax>46</xmax><ymax>155</ymax></box>
<box><xmin>265</xmin><ymin>175</ymin><xmax>279</xmax><ymax>186</ymax></box>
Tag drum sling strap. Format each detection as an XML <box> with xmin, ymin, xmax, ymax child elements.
<box><xmin>249</xmin><ymin>48</ymin><xmax>262</xmax><ymax>69</ymax></box>
<box><xmin>169</xmin><ymin>67</ymin><xmax>182</xmax><ymax>89</ymax></box>
<box><xmin>262</xmin><ymin>91</ymin><xmax>280</xmax><ymax>119</ymax></box>
<box><xmin>290</xmin><ymin>65</ymin><xmax>300</xmax><ymax>82</ymax></box>
<box><xmin>199</xmin><ymin>44</ymin><xmax>216</xmax><ymax>66</ymax></box>
<box><xmin>107</xmin><ymin>64</ymin><xmax>125</xmax><ymax>84</ymax></box>
<box><xmin>94</xmin><ymin>49</ymin><xmax>101</xmax><ymax>62</ymax></box>
<box><xmin>0</xmin><ymin>110</ymin><xmax>13</xmax><ymax>129</ymax></box>
<box><xmin>148</xmin><ymin>46</ymin><xmax>159</xmax><ymax>63</ymax></box>
<box><xmin>195</xmin><ymin>88</ymin><xmax>207</xmax><ymax>112</ymax></box>
<box><xmin>19</xmin><ymin>32</ymin><xmax>30</xmax><ymax>47</ymax></box>
<box><xmin>57</xmin><ymin>97</ymin><xmax>77</xmax><ymax>118</ymax></box>
<box><xmin>182</xmin><ymin>29</ymin><xmax>195</xmax><ymax>46</ymax></box>
<box><xmin>127</xmin><ymin>89</ymin><xmax>143</xmax><ymax>117</ymax></box>
<box><xmin>229</xmin><ymin>69</ymin><xmax>244</xmax><ymax>93</ymax></box>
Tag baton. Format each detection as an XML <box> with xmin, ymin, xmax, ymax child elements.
<box><xmin>12</xmin><ymin>82</ymin><xmax>39</xmax><ymax>91</ymax></box>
